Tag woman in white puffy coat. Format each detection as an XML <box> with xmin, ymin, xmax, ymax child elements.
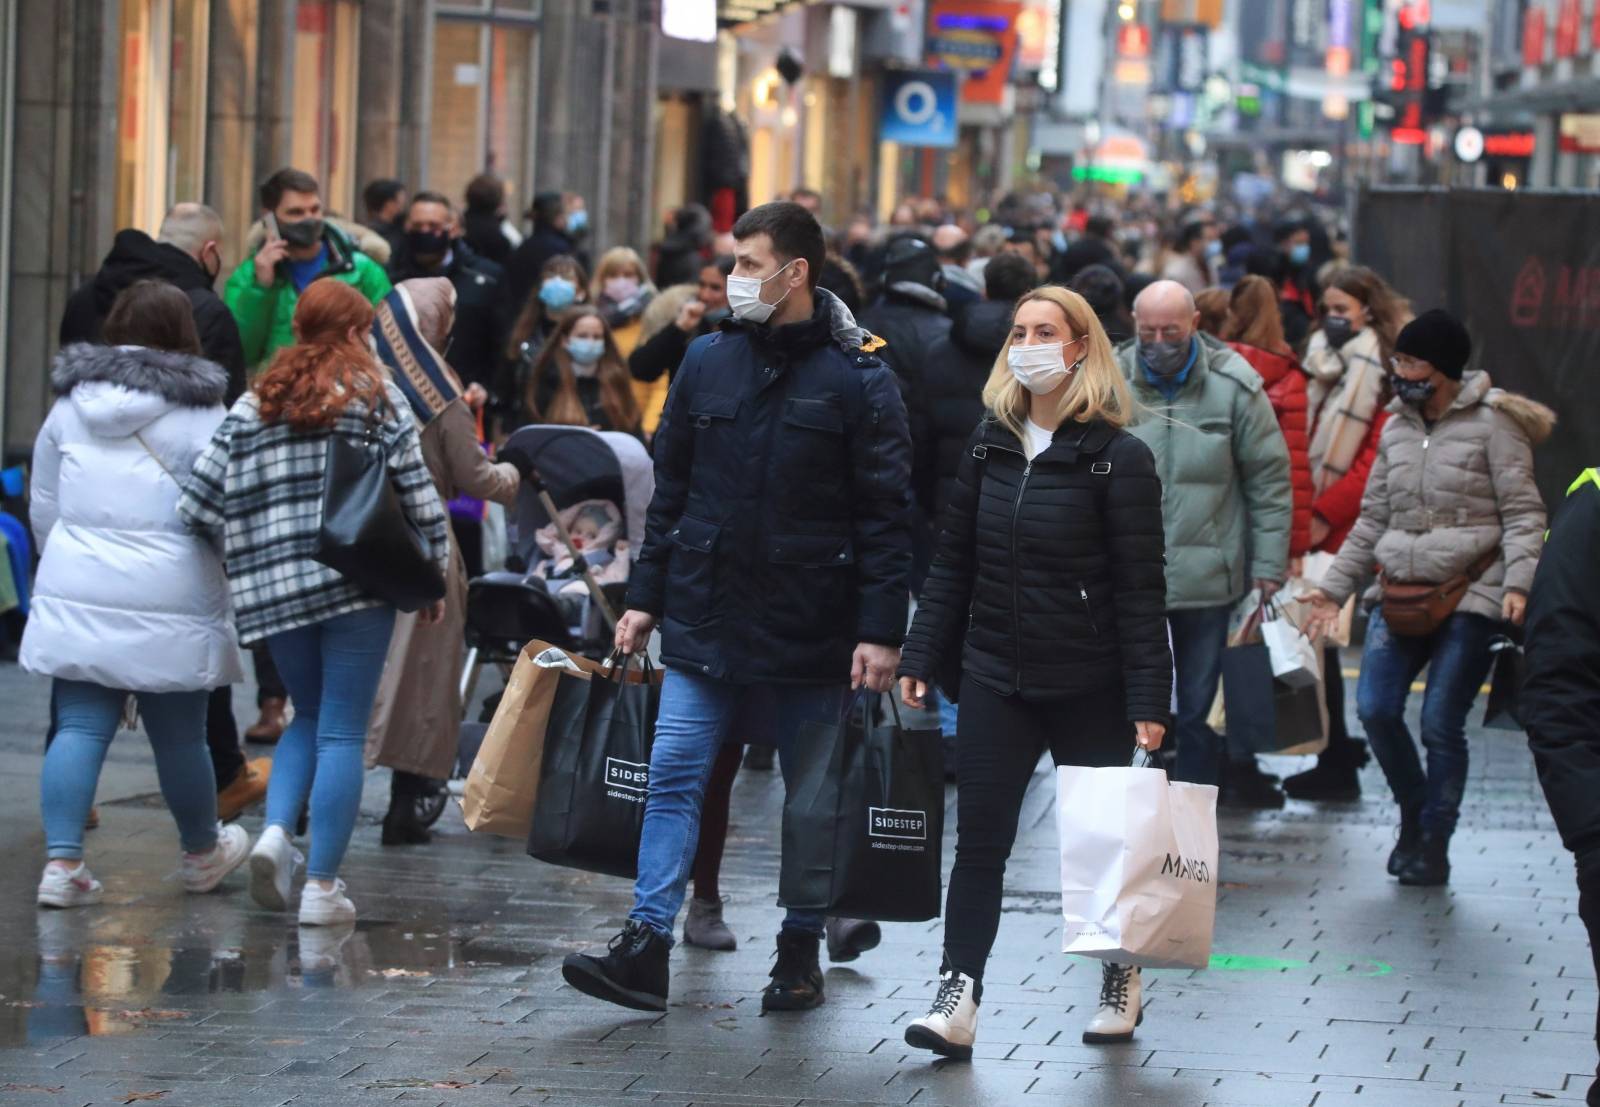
<box><xmin>23</xmin><ymin>281</ymin><xmax>250</xmax><ymax>909</ymax></box>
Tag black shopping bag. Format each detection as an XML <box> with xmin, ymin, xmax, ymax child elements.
<box><xmin>1483</xmin><ymin>636</ymin><xmax>1525</xmax><ymax>731</ymax></box>
<box><xmin>1220</xmin><ymin>642</ymin><xmax>1278</xmax><ymax>754</ymax></box>
<box><xmin>527</xmin><ymin>654</ymin><xmax>661</xmax><ymax>878</ymax></box>
<box><xmin>1271</xmin><ymin>677</ymin><xmax>1328</xmax><ymax>755</ymax></box>
<box><xmin>779</xmin><ymin>696</ymin><xmax>945</xmax><ymax>923</ymax></box>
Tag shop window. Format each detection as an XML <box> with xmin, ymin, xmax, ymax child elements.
<box><xmin>115</xmin><ymin>0</ymin><xmax>210</xmax><ymax>232</ymax></box>
<box><xmin>429</xmin><ymin>15</ymin><xmax>537</xmax><ymax>209</ymax></box>
<box><xmin>291</xmin><ymin>0</ymin><xmax>360</xmax><ymax>217</ymax></box>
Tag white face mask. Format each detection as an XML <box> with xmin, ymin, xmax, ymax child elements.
<box><xmin>725</xmin><ymin>260</ymin><xmax>795</xmax><ymax>324</ymax></box>
<box><xmin>1008</xmin><ymin>339</ymin><xmax>1084</xmax><ymax>395</ymax></box>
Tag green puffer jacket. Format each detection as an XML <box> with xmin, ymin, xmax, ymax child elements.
<box><xmin>1117</xmin><ymin>334</ymin><xmax>1293</xmax><ymax>610</ymax></box>
<box><xmin>224</xmin><ymin>222</ymin><xmax>392</xmax><ymax>371</ymax></box>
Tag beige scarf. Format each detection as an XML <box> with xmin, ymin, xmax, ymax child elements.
<box><xmin>1306</xmin><ymin>327</ymin><xmax>1385</xmax><ymax>495</ymax></box>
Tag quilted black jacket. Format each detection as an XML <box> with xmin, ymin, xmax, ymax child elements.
<box><xmin>899</xmin><ymin>416</ymin><xmax>1172</xmax><ymax>723</ymax></box>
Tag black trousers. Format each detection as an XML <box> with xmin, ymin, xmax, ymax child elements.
<box><xmin>252</xmin><ymin>644</ymin><xmax>286</xmax><ymax>706</ymax></box>
<box><xmin>1578</xmin><ymin>854</ymin><xmax>1600</xmax><ymax>1107</ymax></box>
<box><xmin>943</xmin><ymin>675</ymin><xmax>1136</xmax><ymax>981</ymax></box>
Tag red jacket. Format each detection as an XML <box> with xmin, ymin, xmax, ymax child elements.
<box><xmin>1311</xmin><ymin>409</ymin><xmax>1388</xmax><ymax>553</ymax></box>
<box><xmin>1229</xmin><ymin>342</ymin><xmax>1313</xmax><ymax>555</ymax></box>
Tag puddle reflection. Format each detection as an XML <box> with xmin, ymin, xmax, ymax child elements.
<box><xmin>3</xmin><ymin>909</ymin><xmax>496</xmax><ymax>1045</ymax></box>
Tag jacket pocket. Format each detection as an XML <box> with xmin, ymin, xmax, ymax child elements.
<box><xmin>765</xmin><ymin>533</ymin><xmax>856</xmax><ymax>638</ymax></box>
<box><xmin>778</xmin><ymin>397</ymin><xmax>849</xmax><ymax>512</ymax></box>
<box><xmin>688</xmin><ymin>392</ymin><xmax>741</xmax><ymax>430</ymax></box>
<box><xmin>666</xmin><ymin>513</ymin><xmax>721</xmax><ymax>627</ymax></box>
<box><xmin>782</xmin><ymin>397</ymin><xmax>845</xmax><ymax>434</ymax></box>
<box><xmin>1077</xmin><ymin>581</ymin><xmax>1101</xmax><ymax>636</ymax></box>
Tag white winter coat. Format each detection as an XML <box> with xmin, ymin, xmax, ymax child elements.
<box><xmin>21</xmin><ymin>344</ymin><xmax>244</xmax><ymax>691</ymax></box>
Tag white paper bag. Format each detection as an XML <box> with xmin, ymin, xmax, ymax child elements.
<box><xmin>1262</xmin><ymin>609</ymin><xmax>1321</xmax><ymax>689</ymax></box>
<box><xmin>1057</xmin><ymin>765</ymin><xmax>1219</xmax><ymax>970</ymax></box>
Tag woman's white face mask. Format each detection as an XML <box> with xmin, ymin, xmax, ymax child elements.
<box><xmin>1008</xmin><ymin>336</ymin><xmax>1085</xmax><ymax>395</ymax></box>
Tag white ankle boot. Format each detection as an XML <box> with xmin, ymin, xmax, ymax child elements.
<box><xmin>904</xmin><ymin>970</ymin><xmax>980</xmax><ymax>1060</ymax></box>
<box><xmin>1082</xmin><ymin>962</ymin><xmax>1142</xmax><ymax>1044</ymax></box>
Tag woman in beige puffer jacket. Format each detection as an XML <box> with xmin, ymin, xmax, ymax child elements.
<box><xmin>1308</xmin><ymin>310</ymin><xmax>1552</xmax><ymax>888</ymax></box>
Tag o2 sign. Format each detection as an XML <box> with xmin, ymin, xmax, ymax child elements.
<box><xmin>880</xmin><ymin>71</ymin><xmax>958</xmax><ymax>149</ymax></box>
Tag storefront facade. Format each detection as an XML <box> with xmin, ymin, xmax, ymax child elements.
<box><xmin>0</xmin><ymin>0</ymin><xmax>664</xmax><ymax>462</ymax></box>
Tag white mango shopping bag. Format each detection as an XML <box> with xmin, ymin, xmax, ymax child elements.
<box><xmin>1057</xmin><ymin>763</ymin><xmax>1219</xmax><ymax>970</ymax></box>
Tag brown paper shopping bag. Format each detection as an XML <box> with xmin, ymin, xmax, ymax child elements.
<box><xmin>463</xmin><ymin>642</ymin><xmax>657</xmax><ymax>837</ymax></box>
<box><xmin>462</xmin><ymin>641</ymin><xmax>584</xmax><ymax>838</ymax></box>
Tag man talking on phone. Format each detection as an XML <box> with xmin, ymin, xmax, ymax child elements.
<box><xmin>561</xmin><ymin>201</ymin><xmax>913</xmax><ymax>1016</ymax></box>
<box><xmin>225</xmin><ymin>167</ymin><xmax>391</xmax><ymax>371</ymax></box>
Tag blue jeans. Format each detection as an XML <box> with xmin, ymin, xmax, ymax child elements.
<box><xmin>1168</xmin><ymin>605</ymin><xmax>1231</xmax><ymax>786</ymax></box>
<box><xmin>1356</xmin><ymin>608</ymin><xmax>1497</xmax><ymax>834</ymax></box>
<box><xmin>631</xmin><ymin>670</ymin><xmax>847</xmax><ymax>942</ymax></box>
<box><xmin>43</xmin><ymin>680</ymin><xmax>217</xmax><ymax>860</ymax></box>
<box><xmin>264</xmin><ymin>606</ymin><xmax>396</xmax><ymax>879</ymax></box>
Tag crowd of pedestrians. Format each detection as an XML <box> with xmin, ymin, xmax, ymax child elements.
<box><xmin>13</xmin><ymin>165</ymin><xmax>1599</xmax><ymax>1098</ymax></box>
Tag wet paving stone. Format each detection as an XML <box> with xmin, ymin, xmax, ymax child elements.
<box><xmin>0</xmin><ymin>659</ymin><xmax>1594</xmax><ymax>1105</ymax></box>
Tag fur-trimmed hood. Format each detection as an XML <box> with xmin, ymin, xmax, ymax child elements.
<box><xmin>53</xmin><ymin>344</ymin><xmax>227</xmax><ymax>438</ymax></box>
<box><xmin>53</xmin><ymin>343</ymin><xmax>228</xmax><ymax>406</ymax></box>
<box><xmin>1488</xmin><ymin>388</ymin><xmax>1558</xmax><ymax>447</ymax></box>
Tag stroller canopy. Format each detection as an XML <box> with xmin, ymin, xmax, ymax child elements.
<box><xmin>499</xmin><ymin>425</ymin><xmax>655</xmax><ymax>566</ymax></box>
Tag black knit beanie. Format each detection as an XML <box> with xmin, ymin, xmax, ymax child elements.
<box><xmin>1394</xmin><ymin>309</ymin><xmax>1472</xmax><ymax>380</ymax></box>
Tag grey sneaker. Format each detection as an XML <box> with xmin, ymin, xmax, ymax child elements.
<box><xmin>684</xmin><ymin>897</ymin><xmax>737</xmax><ymax>951</ymax></box>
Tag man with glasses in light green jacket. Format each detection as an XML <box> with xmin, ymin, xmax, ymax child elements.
<box><xmin>1116</xmin><ymin>280</ymin><xmax>1293</xmax><ymax>802</ymax></box>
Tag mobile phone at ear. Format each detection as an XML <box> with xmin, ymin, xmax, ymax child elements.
<box><xmin>264</xmin><ymin>213</ymin><xmax>280</xmax><ymax>241</ymax></box>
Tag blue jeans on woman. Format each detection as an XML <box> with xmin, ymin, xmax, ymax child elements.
<box><xmin>43</xmin><ymin>680</ymin><xmax>217</xmax><ymax>860</ymax></box>
<box><xmin>1356</xmin><ymin>608</ymin><xmax>1498</xmax><ymax>835</ymax></box>
<box><xmin>263</xmin><ymin>606</ymin><xmax>396</xmax><ymax>880</ymax></box>
<box><xmin>630</xmin><ymin>670</ymin><xmax>847</xmax><ymax>942</ymax></box>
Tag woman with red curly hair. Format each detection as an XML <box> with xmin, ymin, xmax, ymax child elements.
<box><xmin>180</xmin><ymin>279</ymin><xmax>449</xmax><ymax>928</ymax></box>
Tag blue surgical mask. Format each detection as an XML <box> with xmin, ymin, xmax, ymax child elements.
<box><xmin>565</xmin><ymin>336</ymin><xmax>605</xmax><ymax>366</ymax></box>
<box><xmin>539</xmin><ymin>276</ymin><xmax>577</xmax><ymax>311</ymax></box>
<box><xmin>566</xmin><ymin>209</ymin><xmax>589</xmax><ymax>233</ymax></box>
<box><xmin>1289</xmin><ymin>242</ymin><xmax>1311</xmax><ymax>266</ymax></box>
<box><xmin>1205</xmin><ymin>238</ymin><xmax>1223</xmax><ymax>259</ymax></box>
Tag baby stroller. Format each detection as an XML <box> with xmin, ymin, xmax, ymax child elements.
<box><xmin>415</xmin><ymin>426</ymin><xmax>654</xmax><ymax>827</ymax></box>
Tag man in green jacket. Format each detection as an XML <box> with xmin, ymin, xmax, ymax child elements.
<box><xmin>1117</xmin><ymin>280</ymin><xmax>1293</xmax><ymax>796</ymax></box>
<box><xmin>224</xmin><ymin>167</ymin><xmax>392</xmax><ymax>371</ymax></box>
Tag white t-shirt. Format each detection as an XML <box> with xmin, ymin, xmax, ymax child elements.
<box><xmin>1023</xmin><ymin>418</ymin><xmax>1054</xmax><ymax>461</ymax></box>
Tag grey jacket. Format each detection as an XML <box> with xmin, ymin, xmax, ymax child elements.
<box><xmin>1320</xmin><ymin>370</ymin><xmax>1553</xmax><ymax>620</ymax></box>
<box><xmin>1118</xmin><ymin>334</ymin><xmax>1294</xmax><ymax>610</ymax></box>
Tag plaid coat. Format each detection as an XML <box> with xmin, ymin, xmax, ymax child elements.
<box><xmin>178</xmin><ymin>383</ymin><xmax>449</xmax><ymax>644</ymax></box>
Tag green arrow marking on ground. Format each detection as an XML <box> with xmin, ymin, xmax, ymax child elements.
<box><xmin>1207</xmin><ymin>954</ymin><xmax>1393</xmax><ymax>977</ymax></box>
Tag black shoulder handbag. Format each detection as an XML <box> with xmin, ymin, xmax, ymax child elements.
<box><xmin>313</xmin><ymin>424</ymin><xmax>446</xmax><ymax>613</ymax></box>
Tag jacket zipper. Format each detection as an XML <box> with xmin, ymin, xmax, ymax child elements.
<box><xmin>1413</xmin><ymin>430</ymin><xmax>1429</xmax><ymax>580</ymax></box>
<box><xmin>1010</xmin><ymin>456</ymin><xmax>1033</xmax><ymax>691</ymax></box>
<box><xmin>1079</xmin><ymin>583</ymin><xmax>1100</xmax><ymax>635</ymax></box>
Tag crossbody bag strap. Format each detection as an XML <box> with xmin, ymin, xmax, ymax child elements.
<box><xmin>133</xmin><ymin>431</ymin><xmax>182</xmax><ymax>484</ymax></box>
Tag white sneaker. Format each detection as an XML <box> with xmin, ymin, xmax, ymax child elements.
<box><xmin>904</xmin><ymin>970</ymin><xmax>981</xmax><ymax>1060</ymax></box>
<box><xmin>181</xmin><ymin>824</ymin><xmax>251</xmax><ymax>893</ymax></box>
<box><xmin>1082</xmin><ymin>962</ymin><xmax>1143</xmax><ymax>1044</ymax></box>
<box><xmin>298</xmin><ymin>878</ymin><xmax>356</xmax><ymax>926</ymax></box>
<box><xmin>249</xmin><ymin>824</ymin><xmax>303</xmax><ymax>912</ymax></box>
<box><xmin>37</xmin><ymin>862</ymin><xmax>104</xmax><ymax>909</ymax></box>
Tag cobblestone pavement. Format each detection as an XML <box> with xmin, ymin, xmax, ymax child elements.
<box><xmin>0</xmin><ymin>657</ymin><xmax>1594</xmax><ymax>1107</ymax></box>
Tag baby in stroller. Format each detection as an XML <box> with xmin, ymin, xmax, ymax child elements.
<box><xmin>529</xmin><ymin>498</ymin><xmax>631</xmax><ymax>641</ymax></box>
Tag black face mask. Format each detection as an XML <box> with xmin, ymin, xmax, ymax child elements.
<box><xmin>277</xmin><ymin>217</ymin><xmax>324</xmax><ymax>249</ymax></box>
<box><xmin>1389</xmin><ymin>373</ymin><xmax>1437</xmax><ymax>407</ymax></box>
<box><xmin>1322</xmin><ymin>315</ymin><xmax>1356</xmax><ymax>349</ymax></box>
<box><xmin>406</xmin><ymin>229</ymin><xmax>452</xmax><ymax>260</ymax></box>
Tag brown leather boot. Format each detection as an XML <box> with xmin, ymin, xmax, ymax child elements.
<box><xmin>217</xmin><ymin>757</ymin><xmax>272</xmax><ymax>821</ymax></box>
<box><xmin>245</xmin><ymin>698</ymin><xmax>287</xmax><ymax>744</ymax></box>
